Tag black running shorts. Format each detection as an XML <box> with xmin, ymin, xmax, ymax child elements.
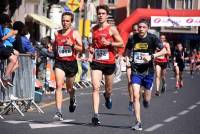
<box><xmin>54</xmin><ymin>60</ymin><xmax>78</xmax><ymax>77</ymax></box>
<box><xmin>90</xmin><ymin>61</ymin><xmax>116</xmax><ymax>75</ymax></box>
<box><xmin>155</xmin><ymin>62</ymin><xmax>168</xmax><ymax>69</ymax></box>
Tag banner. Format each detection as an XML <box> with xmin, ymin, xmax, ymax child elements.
<box><xmin>151</xmin><ymin>16</ymin><xmax>200</xmax><ymax>27</ymax></box>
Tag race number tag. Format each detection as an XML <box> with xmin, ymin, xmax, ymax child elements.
<box><xmin>57</xmin><ymin>46</ymin><xmax>72</xmax><ymax>57</ymax></box>
<box><xmin>95</xmin><ymin>49</ymin><xmax>109</xmax><ymax>60</ymax></box>
<box><xmin>133</xmin><ymin>52</ymin><xmax>149</xmax><ymax>64</ymax></box>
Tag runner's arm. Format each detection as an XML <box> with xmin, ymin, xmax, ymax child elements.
<box><xmin>165</xmin><ymin>42</ymin><xmax>171</xmax><ymax>56</ymax></box>
<box><xmin>110</xmin><ymin>26</ymin><xmax>124</xmax><ymax>48</ymax></box>
<box><xmin>73</xmin><ymin>30</ymin><xmax>83</xmax><ymax>52</ymax></box>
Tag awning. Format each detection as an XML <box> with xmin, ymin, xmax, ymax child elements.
<box><xmin>25</xmin><ymin>13</ymin><xmax>61</xmax><ymax>29</ymax></box>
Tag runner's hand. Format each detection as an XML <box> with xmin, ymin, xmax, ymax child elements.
<box><xmin>143</xmin><ymin>55</ymin><xmax>151</xmax><ymax>62</ymax></box>
<box><xmin>65</xmin><ymin>37</ymin><xmax>73</xmax><ymax>46</ymax></box>
<box><xmin>101</xmin><ymin>37</ymin><xmax>110</xmax><ymax>46</ymax></box>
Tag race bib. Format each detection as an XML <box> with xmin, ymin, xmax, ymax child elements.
<box><xmin>95</xmin><ymin>49</ymin><xmax>109</xmax><ymax>60</ymax></box>
<box><xmin>57</xmin><ymin>46</ymin><xmax>72</xmax><ymax>57</ymax></box>
<box><xmin>133</xmin><ymin>52</ymin><xmax>149</xmax><ymax>64</ymax></box>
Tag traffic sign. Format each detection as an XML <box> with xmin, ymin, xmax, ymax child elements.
<box><xmin>66</xmin><ymin>0</ymin><xmax>80</xmax><ymax>12</ymax></box>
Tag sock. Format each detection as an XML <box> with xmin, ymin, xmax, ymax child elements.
<box><xmin>94</xmin><ymin>113</ymin><xmax>99</xmax><ymax>118</ymax></box>
<box><xmin>57</xmin><ymin>108</ymin><xmax>62</xmax><ymax>114</ymax></box>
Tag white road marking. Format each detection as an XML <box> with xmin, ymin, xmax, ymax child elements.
<box><xmin>79</xmin><ymin>92</ymin><xmax>91</xmax><ymax>95</ymax></box>
<box><xmin>188</xmin><ymin>105</ymin><xmax>197</xmax><ymax>110</ymax></box>
<box><xmin>163</xmin><ymin>116</ymin><xmax>178</xmax><ymax>123</ymax></box>
<box><xmin>145</xmin><ymin>124</ymin><xmax>164</xmax><ymax>132</ymax></box>
<box><xmin>174</xmin><ymin>91</ymin><xmax>178</xmax><ymax>94</ymax></box>
<box><xmin>178</xmin><ymin>110</ymin><xmax>189</xmax><ymax>115</ymax></box>
<box><xmin>29</xmin><ymin>123</ymin><xmax>70</xmax><ymax>129</ymax></box>
<box><xmin>29</xmin><ymin>119</ymin><xmax>75</xmax><ymax>129</ymax></box>
<box><xmin>4</xmin><ymin>120</ymin><xmax>32</xmax><ymax>124</ymax></box>
<box><xmin>196</xmin><ymin>101</ymin><xmax>200</xmax><ymax>105</ymax></box>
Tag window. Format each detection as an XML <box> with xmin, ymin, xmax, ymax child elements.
<box><xmin>167</xmin><ymin>0</ymin><xmax>175</xmax><ymax>9</ymax></box>
<box><xmin>166</xmin><ymin>0</ymin><xmax>193</xmax><ymax>9</ymax></box>
<box><xmin>108</xmin><ymin>0</ymin><xmax>115</xmax><ymax>4</ymax></box>
<box><xmin>185</xmin><ymin>0</ymin><xmax>193</xmax><ymax>9</ymax></box>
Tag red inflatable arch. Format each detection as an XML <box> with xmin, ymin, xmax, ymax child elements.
<box><xmin>117</xmin><ymin>8</ymin><xmax>200</xmax><ymax>54</ymax></box>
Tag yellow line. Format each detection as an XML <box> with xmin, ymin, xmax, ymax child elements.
<box><xmin>40</xmin><ymin>97</ymin><xmax>70</xmax><ymax>109</ymax></box>
<box><xmin>29</xmin><ymin>97</ymin><xmax>70</xmax><ymax>112</ymax></box>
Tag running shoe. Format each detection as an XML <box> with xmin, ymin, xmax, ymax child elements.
<box><xmin>0</xmin><ymin>79</ymin><xmax>8</xmax><ymax>89</ymax></box>
<box><xmin>69</xmin><ymin>97</ymin><xmax>76</xmax><ymax>113</ymax></box>
<box><xmin>91</xmin><ymin>116</ymin><xmax>100</xmax><ymax>126</ymax></box>
<box><xmin>179</xmin><ymin>81</ymin><xmax>183</xmax><ymax>88</ymax></box>
<box><xmin>143</xmin><ymin>100</ymin><xmax>149</xmax><ymax>108</ymax></box>
<box><xmin>103</xmin><ymin>92</ymin><xmax>112</xmax><ymax>109</ymax></box>
<box><xmin>53</xmin><ymin>112</ymin><xmax>63</xmax><ymax>121</ymax></box>
<box><xmin>161</xmin><ymin>84</ymin><xmax>166</xmax><ymax>93</ymax></box>
<box><xmin>155</xmin><ymin>91</ymin><xmax>160</xmax><ymax>96</ymax></box>
<box><xmin>176</xmin><ymin>83</ymin><xmax>180</xmax><ymax>89</ymax></box>
<box><xmin>7</xmin><ymin>79</ymin><xmax>14</xmax><ymax>87</ymax></box>
<box><xmin>131</xmin><ymin>122</ymin><xmax>142</xmax><ymax>131</ymax></box>
<box><xmin>128</xmin><ymin>102</ymin><xmax>134</xmax><ymax>112</ymax></box>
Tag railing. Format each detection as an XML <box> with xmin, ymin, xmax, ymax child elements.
<box><xmin>0</xmin><ymin>54</ymin><xmax>44</xmax><ymax>119</ymax></box>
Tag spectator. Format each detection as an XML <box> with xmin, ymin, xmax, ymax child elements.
<box><xmin>13</xmin><ymin>21</ymin><xmax>35</xmax><ymax>54</ymax></box>
<box><xmin>0</xmin><ymin>14</ymin><xmax>19</xmax><ymax>88</ymax></box>
<box><xmin>80</xmin><ymin>37</ymin><xmax>90</xmax><ymax>82</ymax></box>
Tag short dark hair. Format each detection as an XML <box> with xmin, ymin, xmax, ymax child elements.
<box><xmin>138</xmin><ymin>19</ymin><xmax>150</xmax><ymax>27</ymax></box>
<box><xmin>0</xmin><ymin>14</ymin><xmax>11</xmax><ymax>25</ymax></box>
<box><xmin>96</xmin><ymin>5</ymin><xmax>110</xmax><ymax>14</ymax></box>
<box><xmin>62</xmin><ymin>12</ymin><xmax>74</xmax><ymax>22</ymax></box>
<box><xmin>13</xmin><ymin>21</ymin><xmax>25</xmax><ymax>33</ymax></box>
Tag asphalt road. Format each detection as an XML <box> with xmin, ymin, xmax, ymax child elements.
<box><xmin>0</xmin><ymin>70</ymin><xmax>200</xmax><ymax>134</ymax></box>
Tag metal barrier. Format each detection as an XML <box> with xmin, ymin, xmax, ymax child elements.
<box><xmin>0</xmin><ymin>54</ymin><xmax>44</xmax><ymax>118</ymax></box>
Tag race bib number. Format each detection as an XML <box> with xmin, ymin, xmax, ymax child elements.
<box><xmin>57</xmin><ymin>46</ymin><xmax>72</xmax><ymax>57</ymax></box>
<box><xmin>95</xmin><ymin>49</ymin><xmax>109</xmax><ymax>60</ymax></box>
<box><xmin>133</xmin><ymin>52</ymin><xmax>149</xmax><ymax>64</ymax></box>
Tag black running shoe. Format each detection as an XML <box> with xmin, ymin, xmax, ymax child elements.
<box><xmin>161</xmin><ymin>84</ymin><xmax>166</xmax><ymax>93</ymax></box>
<box><xmin>69</xmin><ymin>97</ymin><xmax>76</xmax><ymax>113</ymax></box>
<box><xmin>143</xmin><ymin>100</ymin><xmax>150</xmax><ymax>108</ymax></box>
<box><xmin>103</xmin><ymin>92</ymin><xmax>112</xmax><ymax>109</ymax></box>
<box><xmin>91</xmin><ymin>117</ymin><xmax>100</xmax><ymax>126</ymax></box>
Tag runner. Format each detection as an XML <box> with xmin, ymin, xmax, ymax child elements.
<box><xmin>155</xmin><ymin>34</ymin><xmax>171</xmax><ymax>96</ymax></box>
<box><xmin>125</xmin><ymin>24</ymin><xmax>138</xmax><ymax>111</ymax></box>
<box><xmin>189</xmin><ymin>49</ymin><xmax>197</xmax><ymax>78</ymax></box>
<box><xmin>89</xmin><ymin>5</ymin><xmax>123</xmax><ymax>125</ymax></box>
<box><xmin>195</xmin><ymin>50</ymin><xmax>200</xmax><ymax>73</ymax></box>
<box><xmin>173</xmin><ymin>43</ymin><xmax>187</xmax><ymax>89</ymax></box>
<box><xmin>53</xmin><ymin>12</ymin><xmax>83</xmax><ymax>121</ymax></box>
<box><xmin>126</xmin><ymin>19</ymin><xmax>166</xmax><ymax>131</ymax></box>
